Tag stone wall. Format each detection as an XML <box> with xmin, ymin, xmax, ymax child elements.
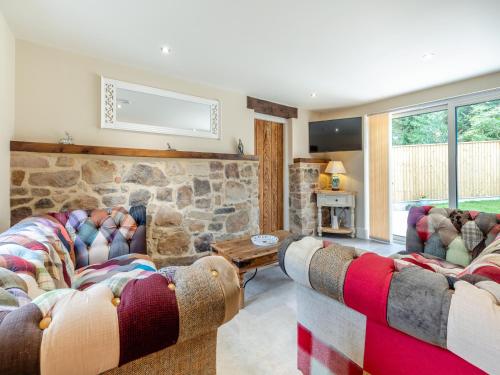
<box><xmin>10</xmin><ymin>152</ymin><xmax>259</xmax><ymax>266</ymax></box>
<box><xmin>289</xmin><ymin>161</ymin><xmax>330</xmax><ymax>235</ymax></box>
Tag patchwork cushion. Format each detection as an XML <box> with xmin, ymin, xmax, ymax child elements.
<box><xmin>446</xmin><ymin>237</ymin><xmax>471</xmax><ymax>267</ymax></box>
<box><xmin>343</xmin><ymin>253</ymin><xmax>395</xmax><ymax>325</ymax></box>
<box><xmin>309</xmin><ymin>243</ymin><xmax>356</xmax><ymax>303</ymax></box>
<box><xmin>447</xmin><ymin>281</ymin><xmax>500</xmax><ymax>374</ymax></box>
<box><xmin>462</xmin><ymin>221</ymin><xmax>484</xmax><ymax>252</ymax></box>
<box><xmin>387</xmin><ymin>266</ymin><xmax>451</xmax><ymax>347</ymax></box>
<box><xmin>49</xmin><ymin>206</ymin><xmax>147</xmax><ymax>268</ymax></box>
<box><xmin>423</xmin><ymin>233</ymin><xmax>446</xmax><ymax>259</ymax></box>
<box><xmin>72</xmin><ymin>253</ymin><xmax>156</xmax><ymax>296</ymax></box>
<box><xmin>405</xmin><ymin>206</ymin><xmax>500</xmax><ymax>267</ymax></box>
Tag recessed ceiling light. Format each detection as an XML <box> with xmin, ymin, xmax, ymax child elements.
<box><xmin>161</xmin><ymin>46</ymin><xmax>171</xmax><ymax>55</ymax></box>
<box><xmin>310</xmin><ymin>92</ymin><xmax>317</xmax><ymax>98</ymax></box>
<box><xmin>421</xmin><ymin>52</ymin><xmax>436</xmax><ymax>61</ymax></box>
<box><xmin>117</xmin><ymin>104</ymin><xmax>122</xmax><ymax>109</ymax></box>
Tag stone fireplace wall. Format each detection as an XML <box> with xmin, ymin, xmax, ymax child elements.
<box><xmin>10</xmin><ymin>152</ymin><xmax>259</xmax><ymax>266</ymax></box>
<box><xmin>289</xmin><ymin>160</ymin><xmax>330</xmax><ymax>235</ymax></box>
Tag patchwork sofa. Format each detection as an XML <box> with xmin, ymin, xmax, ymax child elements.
<box><xmin>280</xmin><ymin>206</ymin><xmax>500</xmax><ymax>375</ymax></box>
<box><xmin>0</xmin><ymin>206</ymin><xmax>240</xmax><ymax>375</ymax></box>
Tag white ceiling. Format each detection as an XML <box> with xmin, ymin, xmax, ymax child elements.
<box><xmin>1</xmin><ymin>0</ymin><xmax>500</xmax><ymax>110</ymax></box>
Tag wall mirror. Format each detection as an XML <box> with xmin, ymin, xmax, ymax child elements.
<box><xmin>101</xmin><ymin>77</ymin><xmax>220</xmax><ymax>139</ymax></box>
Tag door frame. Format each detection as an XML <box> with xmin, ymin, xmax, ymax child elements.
<box><xmin>253</xmin><ymin>112</ymin><xmax>291</xmax><ymax>231</ymax></box>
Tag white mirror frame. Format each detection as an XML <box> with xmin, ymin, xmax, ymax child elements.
<box><xmin>100</xmin><ymin>76</ymin><xmax>220</xmax><ymax>139</ymax></box>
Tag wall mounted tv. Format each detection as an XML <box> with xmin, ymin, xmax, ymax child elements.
<box><xmin>309</xmin><ymin>117</ymin><xmax>362</xmax><ymax>152</ymax></box>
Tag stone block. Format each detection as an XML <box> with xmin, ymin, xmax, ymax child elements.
<box><xmin>29</xmin><ymin>170</ymin><xmax>80</xmax><ymax>188</ymax></box>
<box><xmin>82</xmin><ymin>160</ymin><xmax>116</xmax><ymax>184</ymax></box>
<box><xmin>226</xmin><ymin>210</ymin><xmax>250</xmax><ymax>233</ymax></box>
<box><xmin>225</xmin><ymin>163</ymin><xmax>240</xmax><ymax>179</ymax></box>
<box><xmin>193</xmin><ymin>178</ymin><xmax>211</xmax><ymax>196</ymax></box>
<box><xmin>176</xmin><ymin>186</ymin><xmax>193</xmax><ymax>209</ymax></box>
<box><xmin>11</xmin><ymin>155</ymin><xmax>49</xmax><ymax>168</ymax></box>
<box><xmin>11</xmin><ymin>170</ymin><xmax>25</xmax><ymax>186</ymax></box>
<box><xmin>123</xmin><ymin>164</ymin><xmax>168</xmax><ymax>186</ymax></box>
<box><xmin>155</xmin><ymin>206</ymin><xmax>183</xmax><ymax>226</ymax></box>
<box><xmin>129</xmin><ymin>189</ymin><xmax>152</xmax><ymax>206</ymax></box>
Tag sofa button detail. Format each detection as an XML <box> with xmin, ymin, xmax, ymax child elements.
<box><xmin>211</xmin><ymin>270</ymin><xmax>219</xmax><ymax>277</ymax></box>
<box><xmin>39</xmin><ymin>316</ymin><xmax>52</xmax><ymax>330</ymax></box>
<box><xmin>112</xmin><ymin>297</ymin><xmax>121</xmax><ymax>306</ymax></box>
<box><xmin>168</xmin><ymin>283</ymin><xmax>176</xmax><ymax>291</ymax></box>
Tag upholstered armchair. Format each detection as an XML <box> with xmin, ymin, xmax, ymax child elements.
<box><xmin>0</xmin><ymin>206</ymin><xmax>240</xmax><ymax>375</ymax></box>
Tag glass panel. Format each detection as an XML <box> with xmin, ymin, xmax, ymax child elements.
<box><xmin>456</xmin><ymin>99</ymin><xmax>500</xmax><ymax>213</ymax></box>
<box><xmin>391</xmin><ymin>109</ymin><xmax>449</xmax><ymax>237</ymax></box>
<box><xmin>116</xmin><ymin>88</ymin><xmax>212</xmax><ymax>132</ymax></box>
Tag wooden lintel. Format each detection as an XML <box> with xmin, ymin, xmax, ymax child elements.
<box><xmin>10</xmin><ymin>141</ymin><xmax>259</xmax><ymax>161</ymax></box>
<box><xmin>247</xmin><ymin>96</ymin><xmax>298</xmax><ymax>119</ymax></box>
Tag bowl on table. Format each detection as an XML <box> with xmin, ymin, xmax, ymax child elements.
<box><xmin>251</xmin><ymin>234</ymin><xmax>279</xmax><ymax>246</ymax></box>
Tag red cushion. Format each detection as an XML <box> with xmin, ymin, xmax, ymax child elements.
<box><xmin>117</xmin><ymin>274</ymin><xmax>179</xmax><ymax>365</ymax></box>
<box><xmin>343</xmin><ymin>253</ymin><xmax>394</xmax><ymax>325</ymax></box>
<box><xmin>364</xmin><ymin>320</ymin><xmax>486</xmax><ymax>375</ymax></box>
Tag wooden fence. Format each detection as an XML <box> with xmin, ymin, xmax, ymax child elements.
<box><xmin>392</xmin><ymin>140</ymin><xmax>500</xmax><ymax>202</ymax></box>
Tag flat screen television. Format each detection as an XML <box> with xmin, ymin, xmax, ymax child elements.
<box><xmin>309</xmin><ymin>117</ymin><xmax>362</xmax><ymax>152</ymax></box>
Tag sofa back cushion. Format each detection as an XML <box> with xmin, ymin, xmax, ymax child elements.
<box><xmin>406</xmin><ymin>206</ymin><xmax>500</xmax><ymax>266</ymax></box>
<box><xmin>49</xmin><ymin>206</ymin><xmax>147</xmax><ymax>269</ymax></box>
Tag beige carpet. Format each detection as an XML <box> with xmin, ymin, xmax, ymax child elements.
<box><xmin>217</xmin><ymin>237</ymin><xmax>403</xmax><ymax>374</ymax></box>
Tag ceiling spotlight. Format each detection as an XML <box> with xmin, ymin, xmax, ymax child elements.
<box><xmin>421</xmin><ymin>52</ymin><xmax>436</xmax><ymax>61</ymax></box>
<box><xmin>117</xmin><ymin>104</ymin><xmax>122</xmax><ymax>109</ymax></box>
<box><xmin>310</xmin><ymin>92</ymin><xmax>317</xmax><ymax>98</ymax></box>
<box><xmin>161</xmin><ymin>46</ymin><xmax>171</xmax><ymax>55</ymax></box>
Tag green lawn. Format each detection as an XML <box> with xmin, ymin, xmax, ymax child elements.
<box><xmin>434</xmin><ymin>199</ymin><xmax>500</xmax><ymax>213</ymax></box>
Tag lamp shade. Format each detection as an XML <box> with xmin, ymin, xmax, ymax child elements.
<box><xmin>325</xmin><ymin>161</ymin><xmax>346</xmax><ymax>174</ymax></box>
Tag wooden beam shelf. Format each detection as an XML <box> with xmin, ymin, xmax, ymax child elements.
<box><xmin>247</xmin><ymin>96</ymin><xmax>298</xmax><ymax>119</ymax></box>
<box><xmin>10</xmin><ymin>141</ymin><xmax>259</xmax><ymax>161</ymax></box>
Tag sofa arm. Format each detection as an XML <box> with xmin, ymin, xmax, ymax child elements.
<box><xmin>0</xmin><ymin>256</ymin><xmax>240</xmax><ymax>375</ymax></box>
<box><xmin>279</xmin><ymin>236</ymin><xmax>365</xmax><ymax>303</ymax></box>
<box><xmin>166</xmin><ymin>255</ymin><xmax>240</xmax><ymax>343</ymax></box>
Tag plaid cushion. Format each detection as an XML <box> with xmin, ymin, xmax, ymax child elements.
<box><xmin>462</xmin><ymin>221</ymin><xmax>484</xmax><ymax>252</ymax></box>
<box><xmin>72</xmin><ymin>253</ymin><xmax>156</xmax><ymax>297</ymax></box>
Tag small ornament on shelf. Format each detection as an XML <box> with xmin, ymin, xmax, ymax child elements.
<box><xmin>237</xmin><ymin>139</ymin><xmax>244</xmax><ymax>155</ymax></box>
<box><xmin>58</xmin><ymin>132</ymin><xmax>74</xmax><ymax>145</ymax></box>
<box><xmin>166</xmin><ymin>142</ymin><xmax>177</xmax><ymax>151</ymax></box>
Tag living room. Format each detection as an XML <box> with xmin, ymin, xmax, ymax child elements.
<box><xmin>0</xmin><ymin>1</ymin><xmax>499</xmax><ymax>375</ymax></box>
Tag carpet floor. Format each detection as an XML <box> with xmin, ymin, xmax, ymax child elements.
<box><xmin>217</xmin><ymin>237</ymin><xmax>403</xmax><ymax>374</ymax></box>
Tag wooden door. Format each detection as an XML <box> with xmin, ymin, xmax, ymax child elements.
<box><xmin>368</xmin><ymin>113</ymin><xmax>390</xmax><ymax>241</ymax></box>
<box><xmin>255</xmin><ymin>119</ymin><xmax>284</xmax><ymax>233</ymax></box>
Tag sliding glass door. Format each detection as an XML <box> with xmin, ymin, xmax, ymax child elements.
<box><xmin>390</xmin><ymin>90</ymin><xmax>500</xmax><ymax>239</ymax></box>
<box><xmin>391</xmin><ymin>108</ymin><xmax>448</xmax><ymax>237</ymax></box>
<box><xmin>456</xmin><ymin>99</ymin><xmax>500</xmax><ymax>213</ymax></box>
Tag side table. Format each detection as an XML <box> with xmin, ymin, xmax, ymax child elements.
<box><xmin>315</xmin><ymin>190</ymin><xmax>356</xmax><ymax>238</ymax></box>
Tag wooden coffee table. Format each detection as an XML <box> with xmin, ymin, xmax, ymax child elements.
<box><xmin>211</xmin><ymin>230</ymin><xmax>291</xmax><ymax>308</ymax></box>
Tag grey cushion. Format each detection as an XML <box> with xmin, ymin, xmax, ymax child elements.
<box><xmin>387</xmin><ymin>266</ymin><xmax>452</xmax><ymax>348</ymax></box>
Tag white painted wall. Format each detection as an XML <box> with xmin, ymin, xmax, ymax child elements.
<box><xmin>0</xmin><ymin>12</ymin><xmax>15</xmax><ymax>231</ymax></box>
<box><xmin>14</xmin><ymin>40</ymin><xmax>255</xmax><ymax>154</ymax></box>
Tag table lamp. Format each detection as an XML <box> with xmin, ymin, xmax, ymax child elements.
<box><xmin>325</xmin><ymin>161</ymin><xmax>346</xmax><ymax>191</ymax></box>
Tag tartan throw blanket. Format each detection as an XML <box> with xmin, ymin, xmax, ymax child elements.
<box><xmin>280</xmin><ymin>233</ymin><xmax>500</xmax><ymax>374</ymax></box>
